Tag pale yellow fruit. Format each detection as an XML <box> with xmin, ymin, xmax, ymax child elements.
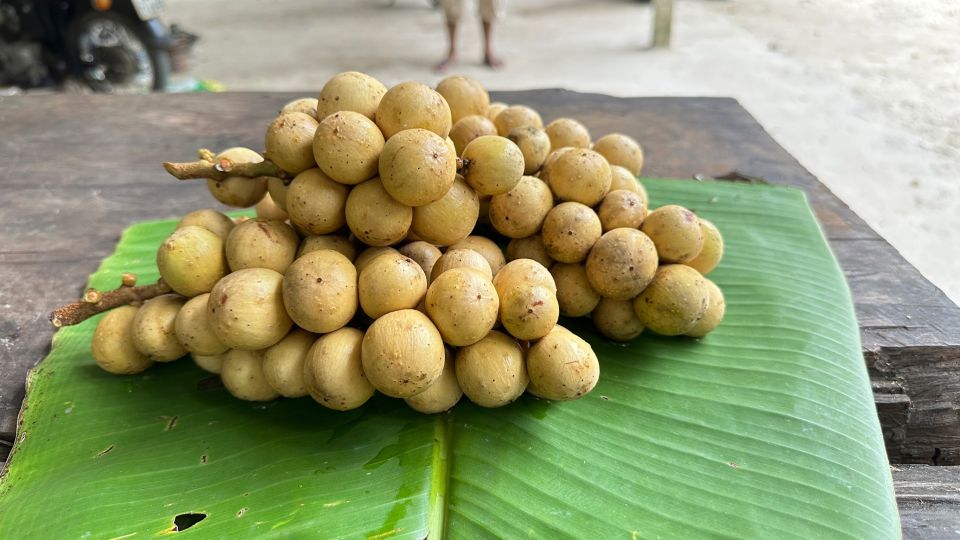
<box><xmin>263</xmin><ymin>328</ymin><xmax>315</xmax><ymax>398</ymax></box>
<box><xmin>426</xmin><ymin>268</ymin><xmax>499</xmax><ymax>346</ymax></box>
<box><xmin>282</xmin><ymin>249</ymin><xmax>357</xmax><ymax>333</ymax></box>
<box><xmin>526</xmin><ymin>326</ymin><xmax>599</xmax><ymax>401</ymax></box>
<box><xmin>608</xmin><ymin>165</ymin><xmax>641</xmax><ymax>197</ymax></box>
<box><xmin>597</xmin><ymin>190</ymin><xmax>647</xmax><ymax>232</ymax></box>
<box><xmin>411</xmin><ymin>177</ymin><xmax>479</xmax><ymax>246</ymax></box>
<box><xmin>399</xmin><ymin>241</ymin><xmax>443</xmax><ymax>281</ymax></box>
<box><xmin>492</xmin><ymin>258</ymin><xmax>557</xmax><ymax>298</ymax></box>
<box><xmin>208</xmin><ymin>268</ymin><xmax>293</xmax><ymax>350</ymax></box>
<box><xmin>286</xmin><ymin>168</ymin><xmax>350</xmax><ymax>236</ymax></box>
<box><xmin>379</xmin><ymin>128</ymin><xmax>457</xmax><ymax>206</ymax></box>
<box><xmin>206</xmin><ymin>147</ymin><xmax>267</xmax><ymax>207</ymax></box>
<box><xmin>494</xmin><ymin>105</ymin><xmax>543</xmax><ymax>136</ymax></box>
<box><xmin>460</xmin><ymin>135</ymin><xmax>525</xmax><ymax>196</ymax></box>
<box><xmin>225</xmin><ymin>218</ymin><xmax>299</xmax><ymax>273</ymax></box>
<box><xmin>641</xmin><ymin>205</ymin><xmax>704</xmax><ymax>263</ymax></box>
<box><xmin>132</xmin><ymin>294</ymin><xmax>187</xmax><ymax>362</ymax></box>
<box><xmin>499</xmin><ymin>285</ymin><xmax>559</xmax><ymax>341</ymax></box>
<box><xmin>550</xmin><ymin>263</ymin><xmax>601</xmax><ymax>317</ymax></box>
<box><xmin>685</xmin><ymin>219</ymin><xmax>724</xmax><ymax>275</ymax></box>
<box><xmin>345</xmin><ymin>177</ymin><xmax>412</xmax><ymax>246</ymax></box>
<box><xmin>456</xmin><ymin>330</ymin><xmax>528</xmax><ymax>407</ymax></box>
<box><xmin>405</xmin><ymin>348</ymin><xmax>462</xmax><ymax>413</ymax></box>
<box><xmin>593</xmin><ymin>133</ymin><xmax>644</xmax><ymax>175</ymax></box>
<box><xmin>313</xmin><ymin>110</ymin><xmax>385</xmax><ymax>185</ymax></box>
<box><xmin>489</xmin><ymin>175</ymin><xmax>554</xmax><ymax>239</ymax></box>
<box><xmin>545</xmin><ymin>148</ymin><xmax>612</xmax><ymax>207</ymax></box>
<box><xmin>297</xmin><ymin>234</ymin><xmax>357</xmax><ymax>261</ymax></box>
<box><xmin>177</xmin><ymin>209</ymin><xmax>234</xmax><ymax>240</ymax></box>
<box><xmin>157</xmin><ymin>225</ymin><xmax>228</xmax><ymax>297</ymax></box>
<box><xmin>361</xmin><ymin>309</ymin><xmax>445</xmax><ymax>398</ymax></box>
<box><xmin>633</xmin><ymin>264</ymin><xmax>710</xmax><ymax>336</ymax></box>
<box><xmin>304</xmin><ymin>327</ymin><xmax>374</xmax><ymax>411</ymax></box>
<box><xmin>592</xmin><ymin>298</ymin><xmax>644</xmax><ymax>341</ymax></box>
<box><xmin>686</xmin><ymin>279</ymin><xmax>725</xmax><ymax>338</ymax></box>
<box><xmin>221</xmin><ymin>349</ymin><xmax>279</xmax><ymax>401</ymax></box>
<box><xmin>92</xmin><ymin>305</ymin><xmax>152</xmax><ymax>375</ymax></box>
<box><xmin>449</xmin><ymin>115</ymin><xmax>498</xmax><ymax>155</ymax></box>
<box><xmin>541</xmin><ymin>202</ymin><xmax>602</xmax><ymax>263</ymax></box>
<box><xmin>585</xmin><ymin>228</ymin><xmax>659</xmax><ymax>300</ymax></box>
<box><xmin>376</xmin><ymin>81</ymin><xmax>452</xmax><ymax>139</ymax></box>
<box><xmin>281</xmin><ymin>97</ymin><xmax>318</xmax><ymax>117</ymax></box>
<box><xmin>174</xmin><ymin>293</ymin><xmax>228</xmax><ymax>356</ymax></box>
<box><xmin>544</xmin><ymin>118</ymin><xmax>591</xmax><ymax>149</ymax></box>
<box><xmin>507</xmin><ymin>126</ymin><xmax>551</xmax><ymax>175</ymax></box>
<box><xmin>316</xmin><ymin>71</ymin><xmax>387</xmax><ymax>121</ymax></box>
<box><xmin>431</xmin><ymin>248</ymin><xmax>493</xmax><ymax>282</ymax></box>
<box><xmin>267</xmin><ymin>177</ymin><xmax>289</xmax><ymax>212</ymax></box>
<box><xmin>354</xmin><ymin>246</ymin><xmax>399</xmax><ymax>274</ymax></box>
<box><xmin>358</xmin><ymin>252</ymin><xmax>428</xmax><ymax>318</ymax></box>
<box><xmin>255</xmin><ymin>192</ymin><xmax>289</xmax><ymax>221</ymax></box>
<box><xmin>449</xmin><ymin>236</ymin><xmax>506</xmax><ymax>275</ymax></box>
<box><xmin>506</xmin><ymin>235</ymin><xmax>554</xmax><ymax>269</ymax></box>
<box><xmin>538</xmin><ymin>147</ymin><xmax>575</xmax><ymax>185</ymax></box>
<box><xmin>436</xmin><ymin>75</ymin><xmax>490</xmax><ymax>123</ymax></box>
<box><xmin>264</xmin><ymin>112</ymin><xmax>319</xmax><ymax>174</ymax></box>
<box><xmin>486</xmin><ymin>102</ymin><xmax>508</xmax><ymax>122</ymax></box>
<box><xmin>192</xmin><ymin>353</ymin><xmax>225</xmax><ymax>374</ymax></box>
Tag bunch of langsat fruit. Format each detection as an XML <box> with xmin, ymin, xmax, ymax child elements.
<box><xmin>51</xmin><ymin>72</ymin><xmax>725</xmax><ymax>414</ymax></box>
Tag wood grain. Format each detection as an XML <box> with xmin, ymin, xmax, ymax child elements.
<box><xmin>1</xmin><ymin>91</ymin><xmax>958</xmax><ymax>466</ymax></box>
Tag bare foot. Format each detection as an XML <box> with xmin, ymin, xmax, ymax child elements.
<box><xmin>484</xmin><ymin>53</ymin><xmax>504</xmax><ymax>69</ymax></box>
<box><xmin>435</xmin><ymin>55</ymin><xmax>457</xmax><ymax>72</ymax></box>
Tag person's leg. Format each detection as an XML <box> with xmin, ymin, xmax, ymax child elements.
<box><xmin>436</xmin><ymin>0</ymin><xmax>463</xmax><ymax>71</ymax></box>
<box><xmin>479</xmin><ymin>0</ymin><xmax>506</xmax><ymax>68</ymax></box>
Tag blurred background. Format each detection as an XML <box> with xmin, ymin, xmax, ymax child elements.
<box><xmin>2</xmin><ymin>0</ymin><xmax>957</xmax><ymax>303</ymax></box>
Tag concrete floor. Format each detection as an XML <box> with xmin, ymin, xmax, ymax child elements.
<box><xmin>167</xmin><ymin>0</ymin><xmax>960</xmax><ymax>303</ymax></box>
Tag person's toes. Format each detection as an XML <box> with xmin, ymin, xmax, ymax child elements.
<box><xmin>435</xmin><ymin>57</ymin><xmax>456</xmax><ymax>72</ymax></box>
<box><xmin>484</xmin><ymin>54</ymin><xmax>504</xmax><ymax>69</ymax></box>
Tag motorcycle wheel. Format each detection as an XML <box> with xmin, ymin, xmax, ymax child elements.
<box><xmin>66</xmin><ymin>12</ymin><xmax>171</xmax><ymax>93</ymax></box>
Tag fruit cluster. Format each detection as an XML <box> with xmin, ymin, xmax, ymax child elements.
<box><xmin>82</xmin><ymin>72</ymin><xmax>725</xmax><ymax>414</ymax></box>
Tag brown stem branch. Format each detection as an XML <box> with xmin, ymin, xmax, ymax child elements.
<box><xmin>50</xmin><ymin>278</ymin><xmax>172</xmax><ymax>328</ymax></box>
<box><xmin>163</xmin><ymin>149</ymin><xmax>287</xmax><ymax>181</ymax></box>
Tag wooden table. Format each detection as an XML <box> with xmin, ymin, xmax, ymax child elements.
<box><xmin>1</xmin><ymin>91</ymin><xmax>958</xmax><ymax>535</ymax></box>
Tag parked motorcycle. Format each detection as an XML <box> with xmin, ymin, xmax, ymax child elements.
<box><xmin>0</xmin><ymin>0</ymin><xmax>195</xmax><ymax>92</ymax></box>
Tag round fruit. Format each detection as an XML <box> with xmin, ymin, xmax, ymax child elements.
<box><xmin>225</xmin><ymin>218</ymin><xmax>299</xmax><ymax>273</ymax></box>
<box><xmin>379</xmin><ymin>128</ymin><xmax>457</xmax><ymax>206</ymax></box>
<box><xmin>507</xmin><ymin>126</ymin><xmax>551</xmax><ymax>175</ymax></box>
<box><xmin>685</xmin><ymin>218</ymin><xmax>723</xmax><ymax>275</ymax></box>
<box><xmin>221</xmin><ymin>349</ymin><xmax>279</xmax><ymax>401</ymax></box>
<box><xmin>544</xmin><ymin>148</ymin><xmax>612</xmax><ymax>207</ymax></box>
<box><xmin>506</xmin><ymin>235</ymin><xmax>554</xmax><ymax>269</ymax></box>
<box><xmin>544</xmin><ymin>118</ymin><xmax>591</xmax><ymax>149</ymax></box>
<box><xmin>456</xmin><ymin>331</ymin><xmax>528</xmax><ymax>407</ymax></box>
<box><xmin>174</xmin><ymin>293</ymin><xmax>228</xmax><ymax>356</ymax></box>
<box><xmin>499</xmin><ymin>285</ymin><xmax>559</xmax><ymax>341</ymax></box>
<box><xmin>157</xmin><ymin>225</ymin><xmax>228</xmax><ymax>297</ymax></box>
<box><xmin>489</xmin><ymin>175</ymin><xmax>554</xmax><ymax>239</ymax></box>
<box><xmin>426</xmin><ymin>267</ymin><xmax>499</xmax><ymax>346</ymax></box>
<box><xmin>608</xmin><ymin>165</ymin><xmax>642</xmax><ymax>199</ymax></box>
<box><xmin>550</xmin><ymin>263</ymin><xmax>601</xmax><ymax>317</ymax></box>
<box><xmin>192</xmin><ymin>353</ymin><xmax>225</xmax><ymax>374</ymax></box>
<box><xmin>526</xmin><ymin>326</ymin><xmax>599</xmax><ymax>401</ymax></box>
<box><xmin>399</xmin><ymin>241</ymin><xmax>443</xmax><ymax>281</ymax></box>
<box><xmin>297</xmin><ymin>234</ymin><xmax>357</xmax><ymax>261</ymax></box>
<box><xmin>585</xmin><ymin>228</ymin><xmax>658</xmax><ymax>300</ymax></box>
<box><xmin>92</xmin><ymin>305</ymin><xmax>152</xmax><ymax>374</ymax></box>
<box><xmin>304</xmin><ymin>327</ymin><xmax>374</xmax><ymax>411</ymax></box>
<box><xmin>286</xmin><ymin>168</ymin><xmax>350</xmax><ymax>235</ymax></box>
<box><xmin>592</xmin><ymin>297</ymin><xmax>644</xmax><ymax>341</ymax></box>
<box><xmin>255</xmin><ymin>192</ymin><xmax>289</xmax><ymax>221</ymax></box>
<box><xmin>282</xmin><ymin>249</ymin><xmax>357</xmax><ymax>333</ymax></box>
<box><xmin>177</xmin><ymin>209</ymin><xmax>234</xmax><ymax>240</ymax></box>
<box><xmin>405</xmin><ymin>348</ymin><xmax>462</xmax><ymax>413</ymax></box>
<box><xmin>264</xmin><ymin>112</ymin><xmax>319</xmax><ymax>174</ymax></box>
<box><xmin>436</xmin><ymin>75</ymin><xmax>490</xmax><ymax>123</ymax></box>
<box><xmin>493</xmin><ymin>105</ymin><xmax>543</xmax><ymax>136</ymax></box>
<box><xmin>641</xmin><ymin>205</ymin><xmax>704</xmax><ymax>263</ymax></box>
<box><xmin>449</xmin><ymin>115</ymin><xmax>498</xmax><ymax>155</ymax></box>
<box><xmin>492</xmin><ymin>258</ymin><xmax>557</xmax><ymax>298</ymax></box>
<box><xmin>345</xmin><ymin>177</ymin><xmax>412</xmax><ymax>246</ymax></box>
<box><xmin>206</xmin><ymin>147</ymin><xmax>267</xmax><ymax>207</ymax></box>
<box><xmin>313</xmin><ymin>110</ymin><xmax>385</xmax><ymax>185</ymax></box>
<box><xmin>460</xmin><ymin>135</ymin><xmax>525</xmax><ymax>196</ymax></box>
<box><xmin>132</xmin><ymin>294</ymin><xmax>187</xmax><ymax>362</ymax></box>
<box><xmin>431</xmin><ymin>248</ymin><xmax>492</xmax><ymax>282</ymax></box>
<box><xmin>597</xmin><ymin>189</ymin><xmax>647</xmax><ymax>232</ymax></box>
<box><xmin>541</xmin><ymin>202</ymin><xmax>602</xmax><ymax>263</ymax></box>
<box><xmin>354</xmin><ymin>246</ymin><xmax>399</xmax><ymax>273</ymax></box>
<box><xmin>486</xmin><ymin>102</ymin><xmax>508</xmax><ymax>122</ymax></box>
<box><xmin>411</xmin><ymin>176</ymin><xmax>479</xmax><ymax>246</ymax></box>
<box><xmin>686</xmin><ymin>279</ymin><xmax>725</xmax><ymax>337</ymax></box>
<box><xmin>376</xmin><ymin>81</ymin><xmax>452</xmax><ymax>139</ymax></box>
<box><xmin>262</xmin><ymin>328</ymin><xmax>315</xmax><ymax>398</ymax></box>
<box><xmin>316</xmin><ymin>71</ymin><xmax>387</xmax><ymax>121</ymax></box>
<box><xmin>450</xmin><ymin>236</ymin><xmax>506</xmax><ymax>275</ymax></box>
<box><xmin>358</xmin><ymin>251</ymin><xmax>428</xmax><ymax>318</ymax></box>
<box><xmin>361</xmin><ymin>309</ymin><xmax>445</xmax><ymax>398</ymax></box>
<box><xmin>267</xmin><ymin>177</ymin><xmax>290</xmax><ymax>211</ymax></box>
<box><xmin>281</xmin><ymin>97</ymin><xmax>318</xmax><ymax>117</ymax></box>
<box><xmin>633</xmin><ymin>264</ymin><xmax>710</xmax><ymax>336</ymax></box>
<box><xmin>208</xmin><ymin>268</ymin><xmax>293</xmax><ymax>350</ymax></box>
<box><xmin>593</xmin><ymin>133</ymin><xmax>644</xmax><ymax>175</ymax></box>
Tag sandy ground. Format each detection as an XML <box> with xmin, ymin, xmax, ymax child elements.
<box><xmin>166</xmin><ymin>0</ymin><xmax>960</xmax><ymax>303</ymax></box>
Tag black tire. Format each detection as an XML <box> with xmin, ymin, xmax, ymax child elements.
<box><xmin>66</xmin><ymin>11</ymin><xmax>170</xmax><ymax>93</ymax></box>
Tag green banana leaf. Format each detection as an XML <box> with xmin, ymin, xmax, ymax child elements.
<box><xmin>0</xmin><ymin>179</ymin><xmax>899</xmax><ymax>539</ymax></box>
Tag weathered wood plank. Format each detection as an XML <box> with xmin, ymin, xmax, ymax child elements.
<box><xmin>893</xmin><ymin>464</ymin><xmax>960</xmax><ymax>539</ymax></box>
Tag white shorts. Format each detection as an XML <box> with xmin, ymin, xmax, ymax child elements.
<box><xmin>438</xmin><ymin>0</ymin><xmax>507</xmax><ymax>23</ymax></box>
